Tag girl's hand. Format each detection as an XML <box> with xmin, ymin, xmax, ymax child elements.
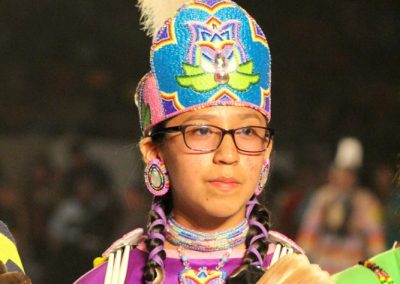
<box><xmin>0</xmin><ymin>272</ymin><xmax>31</xmax><ymax>284</ymax></box>
<box><xmin>257</xmin><ymin>254</ymin><xmax>334</xmax><ymax>284</ymax></box>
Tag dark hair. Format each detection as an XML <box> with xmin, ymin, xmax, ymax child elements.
<box><xmin>143</xmin><ymin>122</ymin><xmax>169</xmax><ymax>283</ymax></box>
<box><xmin>146</xmin><ymin>121</ymin><xmax>168</xmax><ymax>145</ymax></box>
<box><xmin>227</xmin><ymin>196</ymin><xmax>270</xmax><ymax>282</ymax></box>
<box><xmin>143</xmin><ymin>194</ymin><xmax>172</xmax><ymax>283</ymax></box>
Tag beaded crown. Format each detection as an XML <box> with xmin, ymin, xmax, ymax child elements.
<box><xmin>135</xmin><ymin>0</ymin><xmax>271</xmax><ymax>135</ymax></box>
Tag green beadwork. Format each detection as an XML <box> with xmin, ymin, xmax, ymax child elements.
<box><xmin>177</xmin><ymin>61</ymin><xmax>260</xmax><ymax>92</ymax></box>
<box><xmin>141</xmin><ymin>103</ymin><xmax>151</xmax><ymax>129</ymax></box>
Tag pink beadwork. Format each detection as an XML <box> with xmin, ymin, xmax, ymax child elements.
<box><xmin>142</xmin><ymin>73</ymin><xmax>165</xmax><ymax>125</ymax></box>
<box><xmin>144</xmin><ymin>159</ymin><xmax>170</xmax><ymax>196</ymax></box>
<box><xmin>255</xmin><ymin>159</ymin><xmax>270</xmax><ymax>196</ymax></box>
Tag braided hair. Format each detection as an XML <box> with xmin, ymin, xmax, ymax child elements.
<box><xmin>227</xmin><ymin>196</ymin><xmax>271</xmax><ymax>283</ymax></box>
<box><xmin>143</xmin><ymin>194</ymin><xmax>172</xmax><ymax>283</ymax></box>
<box><xmin>143</xmin><ymin>122</ymin><xmax>171</xmax><ymax>283</ymax></box>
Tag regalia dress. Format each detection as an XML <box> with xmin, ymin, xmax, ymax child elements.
<box><xmin>74</xmin><ymin>230</ymin><xmax>303</xmax><ymax>283</ymax></box>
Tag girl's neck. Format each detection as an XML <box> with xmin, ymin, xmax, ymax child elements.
<box><xmin>171</xmin><ymin>209</ymin><xmax>246</xmax><ymax>233</ymax></box>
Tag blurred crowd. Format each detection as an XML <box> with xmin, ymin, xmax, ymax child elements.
<box><xmin>0</xmin><ymin>142</ymin><xmax>151</xmax><ymax>283</ymax></box>
<box><xmin>0</xmin><ymin>138</ymin><xmax>398</xmax><ymax>283</ymax></box>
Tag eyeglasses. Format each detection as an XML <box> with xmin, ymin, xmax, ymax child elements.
<box><xmin>150</xmin><ymin>124</ymin><xmax>274</xmax><ymax>153</ymax></box>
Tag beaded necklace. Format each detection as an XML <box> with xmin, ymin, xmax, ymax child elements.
<box><xmin>166</xmin><ymin>217</ymin><xmax>249</xmax><ymax>252</ymax></box>
<box><xmin>177</xmin><ymin>246</ymin><xmax>232</xmax><ymax>284</ymax></box>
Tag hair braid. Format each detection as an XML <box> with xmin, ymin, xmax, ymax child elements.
<box><xmin>228</xmin><ymin>196</ymin><xmax>271</xmax><ymax>283</ymax></box>
<box><xmin>142</xmin><ymin>122</ymin><xmax>172</xmax><ymax>283</ymax></box>
<box><xmin>143</xmin><ymin>194</ymin><xmax>171</xmax><ymax>283</ymax></box>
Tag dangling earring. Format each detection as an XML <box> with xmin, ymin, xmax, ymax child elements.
<box><xmin>255</xmin><ymin>159</ymin><xmax>270</xmax><ymax>196</ymax></box>
<box><xmin>144</xmin><ymin>158</ymin><xmax>170</xmax><ymax>196</ymax></box>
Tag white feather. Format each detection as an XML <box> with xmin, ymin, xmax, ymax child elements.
<box><xmin>137</xmin><ymin>0</ymin><xmax>193</xmax><ymax>38</ymax></box>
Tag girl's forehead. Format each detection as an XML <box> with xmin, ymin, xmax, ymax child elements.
<box><xmin>166</xmin><ymin>106</ymin><xmax>267</xmax><ymax>125</ymax></box>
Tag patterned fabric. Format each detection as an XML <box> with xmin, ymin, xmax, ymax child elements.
<box><xmin>75</xmin><ymin>246</ymin><xmax>261</xmax><ymax>283</ymax></box>
<box><xmin>135</xmin><ymin>0</ymin><xmax>271</xmax><ymax>135</ymax></box>
<box><xmin>74</xmin><ymin>230</ymin><xmax>301</xmax><ymax>283</ymax></box>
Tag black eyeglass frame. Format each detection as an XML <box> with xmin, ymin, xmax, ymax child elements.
<box><xmin>149</xmin><ymin>124</ymin><xmax>274</xmax><ymax>153</ymax></box>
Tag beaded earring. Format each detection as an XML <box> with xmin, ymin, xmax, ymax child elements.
<box><xmin>144</xmin><ymin>159</ymin><xmax>170</xmax><ymax>196</ymax></box>
<box><xmin>255</xmin><ymin>159</ymin><xmax>270</xmax><ymax>196</ymax></box>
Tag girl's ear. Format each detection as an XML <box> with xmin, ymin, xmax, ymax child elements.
<box><xmin>139</xmin><ymin>137</ymin><xmax>162</xmax><ymax>164</ymax></box>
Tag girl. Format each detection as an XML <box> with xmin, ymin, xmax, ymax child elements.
<box><xmin>75</xmin><ymin>0</ymin><xmax>332</xmax><ymax>283</ymax></box>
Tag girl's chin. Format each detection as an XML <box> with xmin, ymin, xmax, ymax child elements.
<box><xmin>202</xmin><ymin>203</ymin><xmax>246</xmax><ymax>220</ymax></box>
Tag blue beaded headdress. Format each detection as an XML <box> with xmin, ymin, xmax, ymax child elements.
<box><xmin>135</xmin><ymin>0</ymin><xmax>271</xmax><ymax>135</ymax></box>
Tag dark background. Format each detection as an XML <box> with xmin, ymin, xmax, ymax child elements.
<box><xmin>1</xmin><ymin>0</ymin><xmax>399</xmax><ymax>163</ymax></box>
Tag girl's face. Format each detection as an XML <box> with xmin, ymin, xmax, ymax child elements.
<box><xmin>141</xmin><ymin>106</ymin><xmax>272</xmax><ymax>232</ymax></box>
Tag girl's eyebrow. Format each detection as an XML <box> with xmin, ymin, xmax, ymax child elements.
<box><xmin>180</xmin><ymin>114</ymin><xmax>217</xmax><ymax>124</ymax></box>
<box><xmin>237</xmin><ymin>113</ymin><xmax>264</xmax><ymax>122</ymax></box>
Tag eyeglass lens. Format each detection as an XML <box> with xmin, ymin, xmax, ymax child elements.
<box><xmin>183</xmin><ymin>125</ymin><xmax>270</xmax><ymax>152</ymax></box>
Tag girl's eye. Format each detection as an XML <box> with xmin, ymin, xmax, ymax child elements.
<box><xmin>237</xmin><ymin>127</ymin><xmax>255</xmax><ymax>136</ymax></box>
<box><xmin>192</xmin><ymin>126</ymin><xmax>213</xmax><ymax>136</ymax></box>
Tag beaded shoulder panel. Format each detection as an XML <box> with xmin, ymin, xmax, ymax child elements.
<box><xmin>102</xmin><ymin>228</ymin><xmax>145</xmax><ymax>259</ymax></box>
<box><xmin>267</xmin><ymin>230</ymin><xmax>305</xmax><ymax>267</ymax></box>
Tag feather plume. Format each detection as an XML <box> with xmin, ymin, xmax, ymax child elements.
<box><xmin>137</xmin><ymin>0</ymin><xmax>193</xmax><ymax>38</ymax></box>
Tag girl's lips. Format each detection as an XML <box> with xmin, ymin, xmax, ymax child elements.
<box><xmin>208</xmin><ymin>177</ymin><xmax>240</xmax><ymax>190</ymax></box>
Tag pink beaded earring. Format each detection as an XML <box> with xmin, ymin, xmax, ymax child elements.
<box><xmin>144</xmin><ymin>158</ymin><xmax>170</xmax><ymax>196</ymax></box>
<box><xmin>255</xmin><ymin>159</ymin><xmax>270</xmax><ymax>196</ymax></box>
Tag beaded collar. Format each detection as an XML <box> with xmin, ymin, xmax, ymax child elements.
<box><xmin>165</xmin><ymin>218</ymin><xmax>249</xmax><ymax>252</ymax></box>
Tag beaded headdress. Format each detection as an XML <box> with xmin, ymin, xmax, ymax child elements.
<box><xmin>135</xmin><ymin>0</ymin><xmax>271</xmax><ymax>135</ymax></box>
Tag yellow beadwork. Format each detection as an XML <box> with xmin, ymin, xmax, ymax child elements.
<box><xmin>93</xmin><ymin>256</ymin><xmax>107</xmax><ymax>268</ymax></box>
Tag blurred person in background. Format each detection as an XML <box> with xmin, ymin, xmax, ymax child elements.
<box><xmin>22</xmin><ymin>154</ymin><xmax>62</xmax><ymax>281</ymax></box>
<box><xmin>46</xmin><ymin>173</ymin><xmax>118</xmax><ymax>283</ymax></box>
<box><xmin>297</xmin><ymin>138</ymin><xmax>386</xmax><ymax>273</ymax></box>
<box><xmin>113</xmin><ymin>181</ymin><xmax>150</xmax><ymax>237</ymax></box>
<box><xmin>372</xmin><ymin>162</ymin><xmax>400</xmax><ymax>247</ymax></box>
<box><xmin>64</xmin><ymin>141</ymin><xmax>112</xmax><ymax>197</ymax></box>
<box><xmin>332</xmin><ymin>157</ymin><xmax>400</xmax><ymax>283</ymax></box>
<box><xmin>271</xmin><ymin>164</ymin><xmax>323</xmax><ymax>240</ymax></box>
